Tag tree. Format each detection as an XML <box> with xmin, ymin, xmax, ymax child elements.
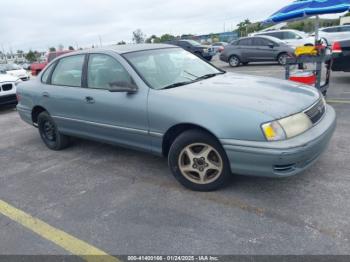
<box><xmin>146</xmin><ymin>35</ymin><xmax>161</xmax><ymax>43</ymax></box>
<box><xmin>117</xmin><ymin>41</ymin><xmax>126</xmax><ymax>45</ymax></box>
<box><xmin>160</xmin><ymin>34</ymin><xmax>176</xmax><ymax>42</ymax></box>
<box><xmin>25</xmin><ymin>50</ymin><xmax>36</xmax><ymax>63</ymax></box>
<box><xmin>68</xmin><ymin>46</ymin><xmax>75</xmax><ymax>50</ymax></box>
<box><xmin>49</xmin><ymin>47</ymin><xmax>56</xmax><ymax>52</ymax></box>
<box><xmin>344</xmin><ymin>12</ymin><xmax>350</xmax><ymax>17</ymax></box>
<box><xmin>132</xmin><ymin>29</ymin><xmax>145</xmax><ymax>44</ymax></box>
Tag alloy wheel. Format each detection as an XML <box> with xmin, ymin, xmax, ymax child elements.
<box><xmin>178</xmin><ymin>143</ymin><xmax>223</xmax><ymax>185</ymax></box>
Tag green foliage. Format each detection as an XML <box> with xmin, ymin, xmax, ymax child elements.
<box><xmin>160</xmin><ymin>34</ymin><xmax>176</xmax><ymax>42</ymax></box>
<box><xmin>117</xmin><ymin>41</ymin><xmax>126</xmax><ymax>45</ymax></box>
<box><xmin>49</xmin><ymin>47</ymin><xmax>56</xmax><ymax>52</ymax></box>
<box><xmin>344</xmin><ymin>12</ymin><xmax>350</xmax><ymax>17</ymax></box>
<box><xmin>25</xmin><ymin>50</ymin><xmax>36</xmax><ymax>63</ymax></box>
<box><xmin>146</xmin><ymin>35</ymin><xmax>161</xmax><ymax>43</ymax></box>
<box><xmin>68</xmin><ymin>46</ymin><xmax>74</xmax><ymax>50</ymax></box>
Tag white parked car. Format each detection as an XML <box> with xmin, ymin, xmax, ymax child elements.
<box><xmin>317</xmin><ymin>25</ymin><xmax>350</xmax><ymax>45</ymax></box>
<box><xmin>252</xmin><ymin>29</ymin><xmax>315</xmax><ymax>48</ymax></box>
<box><xmin>0</xmin><ymin>63</ymin><xmax>30</xmax><ymax>81</ymax></box>
<box><xmin>0</xmin><ymin>73</ymin><xmax>20</xmax><ymax>107</ymax></box>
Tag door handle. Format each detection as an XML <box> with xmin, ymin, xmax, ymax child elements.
<box><xmin>85</xmin><ymin>96</ymin><xmax>95</xmax><ymax>104</ymax></box>
<box><xmin>42</xmin><ymin>92</ymin><xmax>50</xmax><ymax>98</ymax></box>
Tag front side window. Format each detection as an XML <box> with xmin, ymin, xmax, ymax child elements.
<box><xmin>238</xmin><ymin>39</ymin><xmax>252</xmax><ymax>46</ymax></box>
<box><xmin>253</xmin><ymin>38</ymin><xmax>271</xmax><ymax>46</ymax></box>
<box><xmin>41</xmin><ymin>62</ymin><xmax>56</xmax><ymax>83</ymax></box>
<box><xmin>51</xmin><ymin>55</ymin><xmax>84</xmax><ymax>87</ymax></box>
<box><xmin>87</xmin><ymin>54</ymin><xmax>133</xmax><ymax>90</ymax></box>
<box><xmin>124</xmin><ymin>48</ymin><xmax>221</xmax><ymax>90</ymax></box>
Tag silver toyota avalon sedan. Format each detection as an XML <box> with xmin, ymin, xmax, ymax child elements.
<box><xmin>16</xmin><ymin>44</ymin><xmax>336</xmax><ymax>191</ymax></box>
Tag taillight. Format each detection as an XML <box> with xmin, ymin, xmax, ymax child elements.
<box><xmin>332</xmin><ymin>41</ymin><xmax>342</xmax><ymax>53</ymax></box>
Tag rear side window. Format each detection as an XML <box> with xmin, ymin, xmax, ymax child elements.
<box><xmin>51</xmin><ymin>55</ymin><xmax>85</xmax><ymax>87</ymax></box>
<box><xmin>238</xmin><ymin>39</ymin><xmax>252</xmax><ymax>46</ymax></box>
<box><xmin>340</xmin><ymin>26</ymin><xmax>350</xmax><ymax>32</ymax></box>
<box><xmin>253</xmin><ymin>38</ymin><xmax>271</xmax><ymax>46</ymax></box>
<box><xmin>41</xmin><ymin>62</ymin><xmax>56</xmax><ymax>84</ymax></box>
<box><xmin>87</xmin><ymin>54</ymin><xmax>133</xmax><ymax>90</ymax></box>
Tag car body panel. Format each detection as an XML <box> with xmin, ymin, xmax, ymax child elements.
<box><xmin>17</xmin><ymin>45</ymin><xmax>336</xmax><ymax>178</ymax></box>
<box><xmin>332</xmin><ymin>39</ymin><xmax>350</xmax><ymax>72</ymax></box>
<box><xmin>253</xmin><ymin>30</ymin><xmax>315</xmax><ymax>48</ymax></box>
<box><xmin>0</xmin><ymin>74</ymin><xmax>18</xmax><ymax>106</ymax></box>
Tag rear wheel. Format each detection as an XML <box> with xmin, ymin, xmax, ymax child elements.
<box><xmin>38</xmin><ymin>111</ymin><xmax>70</xmax><ymax>151</ymax></box>
<box><xmin>168</xmin><ymin>130</ymin><xmax>231</xmax><ymax>191</ymax></box>
<box><xmin>229</xmin><ymin>55</ymin><xmax>240</xmax><ymax>67</ymax></box>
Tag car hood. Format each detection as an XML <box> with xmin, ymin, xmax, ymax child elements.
<box><xmin>165</xmin><ymin>72</ymin><xmax>320</xmax><ymax>119</ymax></box>
<box><xmin>0</xmin><ymin>73</ymin><xmax>18</xmax><ymax>82</ymax></box>
<box><xmin>6</xmin><ymin>69</ymin><xmax>27</xmax><ymax>77</ymax></box>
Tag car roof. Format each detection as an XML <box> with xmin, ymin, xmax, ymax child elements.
<box><xmin>65</xmin><ymin>44</ymin><xmax>178</xmax><ymax>56</ymax></box>
<box><xmin>239</xmin><ymin>35</ymin><xmax>283</xmax><ymax>42</ymax></box>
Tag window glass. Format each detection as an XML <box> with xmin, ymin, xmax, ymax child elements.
<box><xmin>253</xmin><ymin>38</ymin><xmax>271</xmax><ymax>46</ymax></box>
<box><xmin>87</xmin><ymin>54</ymin><xmax>132</xmax><ymax>90</ymax></box>
<box><xmin>283</xmin><ymin>32</ymin><xmax>299</xmax><ymax>39</ymax></box>
<box><xmin>41</xmin><ymin>62</ymin><xmax>56</xmax><ymax>83</ymax></box>
<box><xmin>51</xmin><ymin>55</ymin><xmax>84</xmax><ymax>87</ymax></box>
<box><xmin>340</xmin><ymin>26</ymin><xmax>350</xmax><ymax>32</ymax></box>
<box><xmin>238</xmin><ymin>39</ymin><xmax>252</xmax><ymax>46</ymax></box>
<box><xmin>124</xmin><ymin>48</ymin><xmax>220</xmax><ymax>90</ymax></box>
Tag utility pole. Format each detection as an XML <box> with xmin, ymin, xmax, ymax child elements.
<box><xmin>98</xmin><ymin>35</ymin><xmax>102</xmax><ymax>47</ymax></box>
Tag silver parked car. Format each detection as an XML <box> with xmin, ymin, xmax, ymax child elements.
<box><xmin>17</xmin><ymin>44</ymin><xmax>336</xmax><ymax>191</ymax></box>
<box><xmin>220</xmin><ymin>36</ymin><xmax>295</xmax><ymax>67</ymax></box>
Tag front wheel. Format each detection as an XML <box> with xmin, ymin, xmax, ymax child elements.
<box><xmin>38</xmin><ymin>111</ymin><xmax>70</xmax><ymax>151</ymax></box>
<box><xmin>277</xmin><ymin>53</ymin><xmax>289</xmax><ymax>65</ymax></box>
<box><xmin>228</xmin><ymin>55</ymin><xmax>240</xmax><ymax>67</ymax></box>
<box><xmin>168</xmin><ymin>130</ymin><xmax>232</xmax><ymax>191</ymax></box>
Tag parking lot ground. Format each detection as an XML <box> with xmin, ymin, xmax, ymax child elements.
<box><xmin>0</xmin><ymin>60</ymin><xmax>350</xmax><ymax>257</ymax></box>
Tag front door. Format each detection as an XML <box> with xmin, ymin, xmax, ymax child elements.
<box><xmin>81</xmin><ymin>53</ymin><xmax>150</xmax><ymax>151</ymax></box>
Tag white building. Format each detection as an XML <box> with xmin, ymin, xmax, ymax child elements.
<box><xmin>340</xmin><ymin>16</ymin><xmax>350</xmax><ymax>25</ymax></box>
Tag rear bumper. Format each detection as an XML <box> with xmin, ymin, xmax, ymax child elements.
<box><xmin>0</xmin><ymin>94</ymin><xmax>17</xmax><ymax>106</ymax></box>
<box><xmin>17</xmin><ymin>105</ymin><xmax>33</xmax><ymax>125</ymax></box>
<box><xmin>221</xmin><ymin>105</ymin><xmax>336</xmax><ymax>178</ymax></box>
<box><xmin>332</xmin><ymin>56</ymin><xmax>350</xmax><ymax>72</ymax></box>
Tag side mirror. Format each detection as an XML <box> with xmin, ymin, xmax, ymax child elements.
<box><xmin>108</xmin><ymin>81</ymin><xmax>138</xmax><ymax>93</ymax></box>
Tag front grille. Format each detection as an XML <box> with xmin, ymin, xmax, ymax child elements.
<box><xmin>1</xmin><ymin>83</ymin><xmax>13</xmax><ymax>91</ymax></box>
<box><xmin>0</xmin><ymin>94</ymin><xmax>17</xmax><ymax>105</ymax></box>
<box><xmin>305</xmin><ymin>99</ymin><xmax>325</xmax><ymax>124</ymax></box>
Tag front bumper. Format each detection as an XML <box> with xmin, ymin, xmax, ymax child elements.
<box><xmin>0</xmin><ymin>94</ymin><xmax>17</xmax><ymax>106</ymax></box>
<box><xmin>221</xmin><ymin>105</ymin><xmax>336</xmax><ymax>177</ymax></box>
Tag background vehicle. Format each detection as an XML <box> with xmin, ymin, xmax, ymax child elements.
<box><xmin>317</xmin><ymin>25</ymin><xmax>350</xmax><ymax>45</ymax></box>
<box><xmin>220</xmin><ymin>36</ymin><xmax>294</xmax><ymax>67</ymax></box>
<box><xmin>17</xmin><ymin>44</ymin><xmax>335</xmax><ymax>191</ymax></box>
<box><xmin>0</xmin><ymin>64</ymin><xmax>30</xmax><ymax>81</ymax></box>
<box><xmin>165</xmin><ymin>40</ymin><xmax>215</xmax><ymax>60</ymax></box>
<box><xmin>0</xmin><ymin>73</ymin><xmax>20</xmax><ymax>107</ymax></box>
<box><xmin>331</xmin><ymin>39</ymin><xmax>350</xmax><ymax>72</ymax></box>
<box><xmin>211</xmin><ymin>42</ymin><xmax>228</xmax><ymax>53</ymax></box>
<box><xmin>253</xmin><ymin>29</ymin><xmax>315</xmax><ymax>48</ymax></box>
<box><xmin>30</xmin><ymin>50</ymin><xmax>71</xmax><ymax>76</ymax></box>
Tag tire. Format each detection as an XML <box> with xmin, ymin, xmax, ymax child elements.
<box><xmin>38</xmin><ymin>111</ymin><xmax>70</xmax><ymax>151</ymax></box>
<box><xmin>228</xmin><ymin>55</ymin><xmax>240</xmax><ymax>67</ymax></box>
<box><xmin>168</xmin><ymin>130</ymin><xmax>232</xmax><ymax>191</ymax></box>
<box><xmin>277</xmin><ymin>53</ymin><xmax>289</xmax><ymax>65</ymax></box>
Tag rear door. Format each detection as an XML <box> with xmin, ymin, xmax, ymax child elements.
<box><xmin>237</xmin><ymin>38</ymin><xmax>254</xmax><ymax>60</ymax></box>
<box><xmin>40</xmin><ymin>54</ymin><xmax>87</xmax><ymax>134</ymax></box>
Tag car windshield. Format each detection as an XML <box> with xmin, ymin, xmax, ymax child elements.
<box><xmin>124</xmin><ymin>48</ymin><xmax>222</xmax><ymax>90</ymax></box>
<box><xmin>3</xmin><ymin>64</ymin><xmax>21</xmax><ymax>71</ymax></box>
<box><xmin>183</xmin><ymin>40</ymin><xmax>201</xmax><ymax>46</ymax></box>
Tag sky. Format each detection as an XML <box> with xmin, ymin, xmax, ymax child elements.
<box><xmin>0</xmin><ymin>0</ymin><xmax>343</xmax><ymax>52</ymax></box>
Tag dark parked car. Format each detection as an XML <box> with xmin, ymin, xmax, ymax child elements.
<box><xmin>166</xmin><ymin>40</ymin><xmax>215</xmax><ymax>61</ymax></box>
<box><xmin>220</xmin><ymin>36</ymin><xmax>295</xmax><ymax>67</ymax></box>
<box><xmin>331</xmin><ymin>39</ymin><xmax>350</xmax><ymax>72</ymax></box>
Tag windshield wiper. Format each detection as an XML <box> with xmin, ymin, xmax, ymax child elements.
<box><xmin>195</xmin><ymin>72</ymin><xmax>224</xmax><ymax>81</ymax></box>
<box><xmin>162</xmin><ymin>81</ymin><xmax>193</xmax><ymax>90</ymax></box>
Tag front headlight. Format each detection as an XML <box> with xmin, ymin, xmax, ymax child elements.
<box><xmin>262</xmin><ymin>112</ymin><xmax>312</xmax><ymax>141</ymax></box>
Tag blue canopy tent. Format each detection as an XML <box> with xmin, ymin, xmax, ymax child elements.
<box><xmin>264</xmin><ymin>0</ymin><xmax>350</xmax><ymax>43</ymax></box>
